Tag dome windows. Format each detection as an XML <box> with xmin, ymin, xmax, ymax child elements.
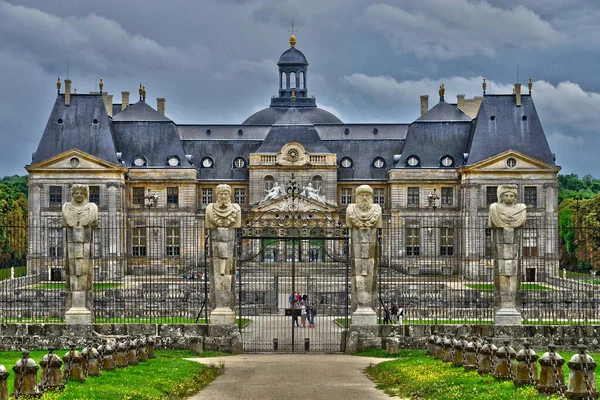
<box><xmin>373</xmin><ymin>157</ymin><xmax>385</xmax><ymax>169</ymax></box>
<box><xmin>132</xmin><ymin>156</ymin><xmax>147</xmax><ymax>167</ymax></box>
<box><xmin>167</xmin><ymin>156</ymin><xmax>180</xmax><ymax>166</ymax></box>
<box><xmin>406</xmin><ymin>156</ymin><xmax>420</xmax><ymax>167</ymax></box>
<box><xmin>440</xmin><ymin>155</ymin><xmax>454</xmax><ymax>167</ymax></box>
<box><xmin>340</xmin><ymin>157</ymin><xmax>353</xmax><ymax>168</ymax></box>
<box><xmin>201</xmin><ymin>157</ymin><xmax>214</xmax><ymax>168</ymax></box>
<box><xmin>233</xmin><ymin>157</ymin><xmax>246</xmax><ymax>169</ymax></box>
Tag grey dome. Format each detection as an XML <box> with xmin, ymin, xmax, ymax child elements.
<box><xmin>243</xmin><ymin>107</ymin><xmax>342</xmax><ymax>125</ymax></box>
<box><xmin>278</xmin><ymin>47</ymin><xmax>308</xmax><ymax>66</ymax></box>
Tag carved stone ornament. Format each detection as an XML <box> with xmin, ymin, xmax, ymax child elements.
<box><xmin>206</xmin><ymin>184</ymin><xmax>241</xmax><ymax>228</ymax></box>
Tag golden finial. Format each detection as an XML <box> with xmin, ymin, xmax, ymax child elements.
<box><xmin>99</xmin><ymin>77</ymin><xmax>103</xmax><ymax>93</ymax></box>
<box><xmin>289</xmin><ymin>18</ymin><xmax>297</xmax><ymax>47</ymax></box>
<box><xmin>439</xmin><ymin>82</ymin><xmax>445</xmax><ymax>102</ymax></box>
<box><xmin>528</xmin><ymin>77</ymin><xmax>532</xmax><ymax>94</ymax></box>
<box><xmin>482</xmin><ymin>77</ymin><xmax>487</xmax><ymax>95</ymax></box>
<box><xmin>57</xmin><ymin>76</ymin><xmax>61</xmax><ymax>94</ymax></box>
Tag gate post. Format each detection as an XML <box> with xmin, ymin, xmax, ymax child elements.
<box><xmin>62</xmin><ymin>184</ymin><xmax>98</xmax><ymax>325</ymax></box>
<box><xmin>346</xmin><ymin>185</ymin><xmax>382</xmax><ymax>326</ymax></box>
<box><xmin>205</xmin><ymin>184</ymin><xmax>242</xmax><ymax>324</ymax></box>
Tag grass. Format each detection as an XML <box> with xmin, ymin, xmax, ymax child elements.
<box><xmin>465</xmin><ymin>283</ymin><xmax>553</xmax><ymax>291</ymax></box>
<box><xmin>0</xmin><ymin>266</ymin><xmax>26</xmax><ymax>281</ymax></box>
<box><xmin>0</xmin><ymin>349</ymin><xmax>223</xmax><ymax>399</ymax></box>
<box><xmin>33</xmin><ymin>282</ymin><xmax>122</xmax><ymax>290</ymax></box>
<box><xmin>360</xmin><ymin>349</ymin><xmax>600</xmax><ymax>400</ymax></box>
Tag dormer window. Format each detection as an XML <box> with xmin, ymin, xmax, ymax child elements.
<box><xmin>440</xmin><ymin>155</ymin><xmax>454</xmax><ymax>167</ymax></box>
<box><xmin>490</xmin><ymin>115</ymin><xmax>496</xmax><ymax>121</ymax></box>
<box><xmin>233</xmin><ymin>157</ymin><xmax>246</xmax><ymax>168</ymax></box>
<box><xmin>406</xmin><ymin>156</ymin><xmax>420</xmax><ymax>167</ymax></box>
<box><xmin>522</xmin><ymin>115</ymin><xmax>528</xmax><ymax>121</ymax></box>
<box><xmin>201</xmin><ymin>157</ymin><xmax>214</xmax><ymax>168</ymax></box>
<box><xmin>167</xmin><ymin>156</ymin><xmax>180</xmax><ymax>166</ymax></box>
<box><xmin>132</xmin><ymin>156</ymin><xmax>147</xmax><ymax>167</ymax></box>
<box><xmin>92</xmin><ymin>119</ymin><xmax>99</xmax><ymax>125</ymax></box>
<box><xmin>340</xmin><ymin>157</ymin><xmax>353</xmax><ymax>168</ymax></box>
<box><xmin>373</xmin><ymin>157</ymin><xmax>385</xmax><ymax>169</ymax></box>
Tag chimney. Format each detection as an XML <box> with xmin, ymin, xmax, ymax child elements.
<box><xmin>514</xmin><ymin>83</ymin><xmax>522</xmax><ymax>107</ymax></box>
<box><xmin>106</xmin><ymin>94</ymin><xmax>113</xmax><ymax>117</ymax></box>
<box><xmin>420</xmin><ymin>95</ymin><xmax>429</xmax><ymax>116</ymax></box>
<box><xmin>157</xmin><ymin>98</ymin><xmax>165</xmax><ymax>115</ymax></box>
<box><xmin>457</xmin><ymin>94</ymin><xmax>465</xmax><ymax>111</ymax></box>
<box><xmin>121</xmin><ymin>91</ymin><xmax>130</xmax><ymax>111</ymax></box>
<box><xmin>65</xmin><ymin>79</ymin><xmax>72</xmax><ymax>106</ymax></box>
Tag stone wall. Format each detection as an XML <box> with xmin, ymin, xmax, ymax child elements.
<box><xmin>0</xmin><ymin>323</ymin><xmax>241</xmax><ymax>353</ymax></box>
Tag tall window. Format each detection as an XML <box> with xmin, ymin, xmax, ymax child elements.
<box><xmin>167</xmin><ymin>187</ymin><xmax>179</xmax><ymax>208</ymax></box>
<box><xmin>440</xmin><ymin>227</ymin><xmax>454</xmax><ymax>256</ymax></box>
<box><xmin>89</xmin><ymin>186</ymin><xmax>100</xmax><ymax>205</ymax></box>
<box><xmin>440</xmin><ymin>187</ymin><xmax>453</xmax><ymax>206</ymax></box>
<box><xmin>133</xmin><ymin>187</ymin><xmax>145</xmax><ymax>205</ymax></box>
<box><xmin>201</xmin><ymin>188</ymin><xmax>213</xmax><ymax>206</ymax></box>
<box><xmin>406</xmin><ymin>227</ymin><xmax>420</xmax><ymax>256</ymax></box>
<box><xmin>484</xmin><ymin>228</ymin><xmax>492</xmax><ymax>257</ymax></box>
<box><xmin>373</xmin><ymin>188</ymin><xmax>385</xmax><ymax>206</ymax></box>
<box><xmin>486</xmin><ymin>186</ymin><xmax>498</xmax><ymax>207</ymax></box>
<box><xmin>311</xmin><ymin>176</ymin><xmax>323</xmax><ymax>191</ymax></box>
<box><xmin>132</xmin><ymin>227</ymin><xmax>147</xmax><ymax>257</ymax></box>
<box><xmin>341</xmin><ymin>188</ymin><xmax>352</xmax><ymax>205</ymax></box>
<box><xmin>407</xmin><ymin>187</ymin><xmax>419</xmax><ymax>207</ymax></box>
<box><xmin>48</xmin><ymin>228</ymin><xmax>63</xmax><ymax>258</ymax></box>
<box><xmin>166</xmin><ymin>227</ymin><xmax>181</xmax><ymax>256</ymax></box>
<box><xmin>290</xmin><ymin>72</ymin><xmax>296</xmax><ymax>89</ymax></box>
<box><xmin>264</xmin><ymin>175</ymin><xmax>275</xmax><ymax>192</ymax></box>
<box><xmin>49</xmin><ymin>186</ymin><xmax>62</xmax><ymax>207</ymax></box>
<box><xmin>299</xmin><ymin>72</ymin><xmax>305</xmax><ymax>89</ymax></box>
<box><xmin>523</xmin><ymin>229</ymin><xmax>538</xmax><ymax>257</ymax></box>
<box><xmin>524</xmin><ymin>186</ymin><xmax>537</xmax><ymax>207</ymax></box>
<box><xmin>234</xmin><ymin>188</ymin><xmax>246</xmax><ymax>205</ymax></box>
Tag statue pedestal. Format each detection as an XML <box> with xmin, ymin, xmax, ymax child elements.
<box><xmin>352</xmin><ymin>307</ymin><xmax>377</xmax><ymax>326</ymax></box>
<box><xmin>494</xmin><ymin>307</ymin><xmax>522</xmax><ymax>325</ymax></box>
<box><xmin>210</xmin><ymin>307</ymin><xmax>236</xmax><ymax>325</ymax></box>
<box><xmin>65</xmin><ymin>291</ymin><xmax>92</xmax><ymax>324</ymax></box>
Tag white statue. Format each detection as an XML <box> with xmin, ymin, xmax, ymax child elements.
<box><xmin>259</xmin><ymin>182</ymin><xmax>285</xmax><ymax>205</ymax></box>
<box><xmin>206</xmin><ymin>184</ymin><xmax>241</xmax><ymax>229</ymax></box>
<box><xmin>301</xmin><ymin>183</ymin><xmax>326</xmax><ymax>204</ymax></box>
<box><xmin>346</xmin><ymin>185</ymin><xmax>383</xmax><ymax>229</ymax></box>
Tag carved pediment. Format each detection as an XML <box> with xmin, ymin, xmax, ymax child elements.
<box><xmin>253</xmin><ymin>195</ymin><xmax>336</xmax><ymax>214</ymax></box>
<box><xmin>462</xmin><ymin>150</ymin><xmax>559</xmax><ymax>173</ymax></box>
<box><xmin>26</xmin><ymin>149</ymin><xmax>126</xmax><ymax>172</ymax></box>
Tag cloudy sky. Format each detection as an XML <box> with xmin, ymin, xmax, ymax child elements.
<box><xmin>0</xmin><ymin>0</ymin><xmax>598</xmax><ymax>177</ymax></box>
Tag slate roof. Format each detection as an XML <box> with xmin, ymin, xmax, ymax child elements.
<box><xmin>396</xmin><ymin>121</ymin><xmax>471</xmax><ymax>168</ymax></box>
<box><xmin>256</xmin><ymin>110</ymin><xmax>331</xmax><ymax>154</ymax></box>
<box><xmin>278</xmin><ymin>47</ymin><xmax>308</xmax><ymax>66</ymax></box>
<box><xmin>466</xmin><ymin>95</ymin><xmax>555</xmax><ymax>166</ymax></box>
<box><xmin>417</xmin><ymin>101</ymin><xmax>471</xmax><ymax>122</ymax></box>
<box><xmin>32</xmin><ymin>94</ymin><xmax>119</xmax><ymax>165</ymax></box>
<box><xmin>112</xmin><ymin>101</ymin><xmax>171</xmax><ymax>122</ymax></box>
<box><xmin>113</xmin><ymin>121</ymin><xmax>192</xmax><ymax>168</ymax></box>
<box><xmin>242</xmin><ymin>106</ymin><xmax>342</xmax><ymax>125</ymax></box>
<box><xmin>181</xmin><ymin>140</ymin><xmax>262</xmax><ymax>180</ymax></box>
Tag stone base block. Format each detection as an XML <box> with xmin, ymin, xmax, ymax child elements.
<box><xmin>65</xmin><ymin>307</ymin><xmax>92</xmax><ymax>325</ymax></box>
<box><xmin>494</xmin><ymin>308</ymin><xmax>522</xmax><ymax>325</ymax></box>
<box><xmin>352</xmin><ymin>307</ymin><xmax>377</xmax><ymax>326</ymax></box>
<box><xmin>210</xmin><ymin>307</ymin><xmax>236</xmax><ymax>325</ymax></box>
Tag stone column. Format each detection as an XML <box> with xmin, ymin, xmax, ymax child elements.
<box><xmin>346</xmin><ymin>185</ymin><xmax>382</xmax><ymax>326</ymax></box>
<box><xmin>489</xmin><ymin>184</ymin><xmax>526</xmax><ymax>324</ymax></box>
<box><xmin>62</xmin><ymin>184</ymin><xmax>98</xmax><ymax>324</ymax></box>
<box><xmin>206</xmin><ymin>184</ymin><xmax>241</xmax><ymax>324</ymax></box>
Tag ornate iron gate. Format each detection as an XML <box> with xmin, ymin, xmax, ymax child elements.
<box><xmin>236</xmin><ymin>214</ymin><xmax>349</xmax><ymax>353</ymax></box>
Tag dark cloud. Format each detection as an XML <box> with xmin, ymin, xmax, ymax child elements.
<box><xmin>0</xmin><ymin>0</ymin><xmax>598</xmax><ymax>177</ymax></box>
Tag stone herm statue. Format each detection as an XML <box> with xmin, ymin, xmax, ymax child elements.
<box><xmin>489</xmin><ymin>184</ymin><xmax>526</xmax><ymax>325</ymax></box>
<box><xmin>206</xmin><ymin>184</ymin><xmax>241</xmax><ymax>324</ymax></box>
<box><xmin>62</xmin><ymin>184</ymin><xmax>98</xmax><ymax>324</ymax></box>
<box><xmin>346</xmin><ymin>185</ymin><xmax>382</xmax><ymax>325</ymax></box>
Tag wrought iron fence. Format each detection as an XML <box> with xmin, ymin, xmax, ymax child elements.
<box><xmin>0</xmin><ymin>210</ymin><xmax>599</xmax><ymax>325</ymax></box>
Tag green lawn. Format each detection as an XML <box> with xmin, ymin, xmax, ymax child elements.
<box><xmin>465</xmin><ymin>283</ymin><xmax>553</xmax><ymax>291</ymax></box>
<box><xmin>360</xmin><ymin>349</ymin><xmax>600</xmax><ymax>400</ymax></box>
<box><xmin>0</xmin><ymin>350</ymin><xmax>224</xmax><ymax>399</ymax></box>
<box><xmin>33</xmin><ymin>282</ymin><xmax>122</xmax><ymax>290</ymax></box>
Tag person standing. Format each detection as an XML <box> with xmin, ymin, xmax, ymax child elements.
<box><xmin>300</xmin><ymin>300</ymin><xmax>307</xmax><ymax>328</ymax></box>
<box><xmin>292</xmin><ymin>300</ymin><xmax>300</xmax><ymax>327</ymax></box>
<box><xmin>397</xmin><ymin>304</ymin><xmax>404</xmax><ymax>325</ymax></box>
<box><xmin>383</xmin><ymin>305</ymin><xmax>390</xmax><ymax>324</ymax></box>
<box><xmin>390</xmin><ymin>303</ymin><xmax>398</xmax><ymax>324</ymax></box>
<box><xmin>309</xmin><ymin>304</ymin><xmax>317</xmax><ymax>328</ymax></box>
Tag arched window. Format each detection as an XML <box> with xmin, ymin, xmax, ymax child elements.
<box><xmin>340</xmin><ymin>157</ymin><xmax>353</xmax><ymax>168</ymax></box>
<box><xmin>281</xmin><ymin>72</ymin><xmax>287</xmax><ymax>89</ymax></box>
<box><xmin>290</xmin><ymin>72</ymin><xmax>296</xmax><ymax>89</ymax></box>
<box><xmin>264</xmin><ymin>175</ymin><xmax>275</xmax><ymax>191</ymax></box>
<box><xmin>311</xmin><ymin>175</ymin><xmax>323</xmax><ymax>191</ymax></box>
<box><xmin>299</xmin><ymin>72</ymin><xmax>305</xmax><ymax>89</ymax></box>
